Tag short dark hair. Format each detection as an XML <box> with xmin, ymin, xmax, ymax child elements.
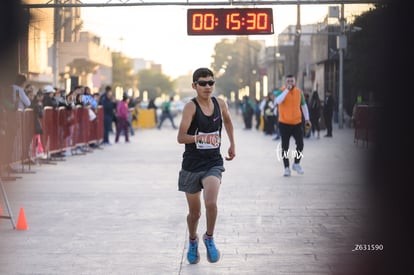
<box><xmin>105</xmin><ymin>85</ymin><xmax>112</xmax><ymax>92</ymax></box>
<box><xmin>286</xmin><ymin>74</ymin><xmax>294</xmax><ymax>78</ymax></box>
<box><xmin>15</xmin><ymin>74</ymin><xmax>26</xmax><ymax>86</ymax></box>
<box><xmin>192</xmin><ymin>68</ymin><xmax>214</xmax><ymax>83</ymax></box>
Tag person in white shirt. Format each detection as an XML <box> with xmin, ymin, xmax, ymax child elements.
<box><xmin>11</xmin><ymin>74</ymin><xmax>30</xmax><ymax>110</ymax></box>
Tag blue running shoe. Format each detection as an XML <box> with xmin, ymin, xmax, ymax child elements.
<box><xmin>187</xmin><ymin>237</ymin><xmax>200</xmax><ymax>264</ymax></box>
<box><xmin>203</xmin><ymin>234</ymin><xmax>220</xmax><ymax>263</ymax></box>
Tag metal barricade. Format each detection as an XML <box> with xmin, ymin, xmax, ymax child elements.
<box><xmin>354</xmin><ymin>104</ymin><xmax>380</xmax><ymax>147</ymax></box>
<box><xmin>0</xmin><ymin>109</ymin><xmax>16</xmax><ymax>228</ymax></box>
<box><xmin>64</xmin><ymin>107</ymin><xmax>76</xmax><ymax>151</ymax></box>
<box><xmin>6</xmin><ymin>110</ymin><xmax>23</xmax><ymax>166</ymax></box>
<box><xmin>41</xmin><ymin>107</ymin><xmax>54</xmax><ymax>157</ymax></box>
<box><xmin>0</xmin><ymin>109</ymin><xmax>7</xmax><ymax>168</ymax></box>
<box><xmin>50</xmin><ymin>108</ymin><xmax>59</xmax><ymax>154</ymax></box>
<box><xmin>354</xmin><ymin>105</ymin><xmax>368</xmax><ymax>146</ymax></box>
<box><xmin>74</xmin><ymin>105</ymin><xmax>83</xmax><ymax>146</ymax></box>
<box><xmin>83</xmin><ymin>106</ymin><xmax>89</xmax><ymax>145</ymax></box>
<box><xmin>96</xmin><ymin>106</ymin><xmax>104</xmax><ymax>142</ymax></box>
<box><xmin>57</xmin><ymin>106</ymin><xmax>68</xmax><ymax>153</ymax></box>
<box><xmin>21</xmin><ymin>108</ymin><xmax>35</xmax><ymax>171</ymax></box>
<box><xmin>89</xmin><ymin>114</ymin><xmax>98</xmax><ymax>144</ymax></box>
<box><xmin>85</xmin><ymin>106</ymin><xmax>94</xmax><ymax>144</ymax></box>
<box><xmin>88</xmin><ymin>106</ymin><xmax>104</xmax><ymax>146</ymax></box>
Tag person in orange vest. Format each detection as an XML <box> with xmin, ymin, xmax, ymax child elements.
<box><xmin>274</xmin><ymin>74</ymin><xmax>311</xmax><ymax>177</ymax></box>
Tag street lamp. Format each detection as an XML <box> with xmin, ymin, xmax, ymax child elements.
<box><xmin>338</xmin><ymin>3</ymin><xmax>345</xmax><ymax>129</ymax></box>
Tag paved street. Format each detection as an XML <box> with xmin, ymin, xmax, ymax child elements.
<box><xmin>0</xmin><ymin>111</ymin><xmax>375</xmax><ymax>275</ymax></box>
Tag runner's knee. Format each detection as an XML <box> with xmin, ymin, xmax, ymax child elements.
<box><xmin>188</xmin><ymin>211</ymin><xmax>201</xmax><ymax>221</ymax></box>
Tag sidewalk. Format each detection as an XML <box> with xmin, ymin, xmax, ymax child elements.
<box><xmin>0</xmin><ymin>113</ymin><xmax>373</xmax><ymax>275</ymax></box>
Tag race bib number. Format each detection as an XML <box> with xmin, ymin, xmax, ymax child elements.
<box><xmin>196</xmin><ymin>130</ymin><xmax>220</xmax><ymax>150</ymax></box>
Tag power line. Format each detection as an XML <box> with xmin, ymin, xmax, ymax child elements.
<box><xmin>22</xmin><ymin>0</ymin><xmax>380</xmax><ymax>9</ymax></box>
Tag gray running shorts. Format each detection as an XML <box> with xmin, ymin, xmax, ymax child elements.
<box><xmin>178</xmin><ymin>166</ymin><xmax>225</xmax><ymax>194</ymax></box>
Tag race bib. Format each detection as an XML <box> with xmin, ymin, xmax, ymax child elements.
<box><xmin>195</xmin><ymin>130</ymin><xmax>220</xmax><ymax>150</ymax></box>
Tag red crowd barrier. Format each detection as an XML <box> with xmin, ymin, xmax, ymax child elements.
<box><xmin>96</xmin><ymin>106</ymin><xmax>104</xmax><ymax>140</ymax></box>
<box><xmin>74</xmin><ymin>106</ymin><xmax>87</xmax><ymax>147</ymax></box>
<box><xmin>41</xmin><ymin>107</ymin><xmax>54</xmax><ymax>156</ymax></box>
<box><xmin>88</xmin><ymin>106</ymin><xmax>102</xmax><ymax>144</ymax></box>
<box><xmin>22</xmin><ymin>109</ymin><xmax>35</xmax><ymax>163</ymax></box>
<box><xmin>0</xmin><ymin>110</ymin><xmax>21</xmax><ymax>167</ymax></box>
<box><xmin>1</xmin><ymin>106</ymin><xmax>103</xmax><ymax>172</ymax></box>
<box><xmin>1</xmin><ymin>109</ymin><xmax>35</xmax><ymax>173</ymax></box>
<box><xmin>353</xmin><ymin>104</ymin><xmax>380</xmax><ymax>147</ymax></box>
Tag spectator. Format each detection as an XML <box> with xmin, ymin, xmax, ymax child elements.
<box><xmin>157</xmin><ymin>96</ymin><xmax>177</xmax><ymax>130</ymax></box>
<box><xmin>24</xmin><ymin>83</ymin><xmax>35</xmax><ymax>107</ymax></box>
<box><xmin>115</xmin><ymin>94</ymin><xmax>129</xmax><ymax>143</ymax></box>
<box><xmin>42</xmin><ymin>85</ymin><xmax>58</xmax><ymax>108</ymax></box>
<box><xmin>254</xmin><ymin>98</ymin><xmax>262</xmax><ymax>130</ymax></box>
<box><xmin>263</xmin><ymin>94</ymin><xmax>276</xmax><ymax>136</ymax></box>
<box><xmin>12</xmin><ymin>74</ymin><xmax>31</xmax><ymax>110</ymax></box>
<box><xmin>323</xmin><ymin>90</ymin><xmax>334</xmax><ymax>137</ymax></box>
<box><xmin>309</xmin><ymin>90</ymin><xmax>321</xmax><ymax>139</ymax></box>
<box><xmin>148</xmin><ymin>97</ymin><xmax>158</xmax><ymax>124</ymax></box>
<box><xmin>30</xmin><ymin>90</ymin><xmax>46</xmax><ymax>160</ymax></box>
<box><xmin>127</xmin><ymin>95</ymin><xmax>136</xmax><ymax>136</ymax></box>
<box><xmin>82</xmin><ymin>86</ymin><xmax>98</xmax><ymax>109</ymax></box>
<box><xmin>241</xmin><ymin>95</ymin><xmax>255</xmax><ymax>129</ymax></box>
<box><xmin>101</xmin><ymin>86</ymin><xmax>114</xmax><ymax>145</ymax></box>
<box><xmin>64</xmin><ymin>91</ymin><xmax>76</xmax><ymax>155</ymax></box>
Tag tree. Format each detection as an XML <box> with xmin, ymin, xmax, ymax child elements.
<box><xmin>346</xmin><ymin>4</ymin><xmax>388</xmax><ymax>107</ymax></box>
<box><xmin>212</xmin><ymin>37</ymin><xmax>262</xmax><ymax>99</ymax></box>
<box><xmin>112</xmin><ymin>52</ymin><xmax>136</xmax><ymax>91</ymax></box>
<box><xmin>137</xmin><ymin>69</ymin><xmax>174</xmax><ymax>100</ymax></box>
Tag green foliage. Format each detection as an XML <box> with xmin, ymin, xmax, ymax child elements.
<box><xmin>211</xmin><ymin>37</ymin><xmax>262</xmax><ymax>99</ymax></box>
<box><xmin>137</xmin><ymin>69</ymin><xmax>175</xmax><ymax>100</ymax></box>
<box><xmin>346</xmin><ymin>4</ymin><xmax>388</xmax><ymax>104</ymax></box>
<box><xmin>112</xmin><ymin>52</ymin><xmax>136</xmax><ymax>91</ymax></box>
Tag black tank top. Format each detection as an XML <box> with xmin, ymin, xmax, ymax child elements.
<box><xmin>181</xmin><ymin>97</ymin><xmax>223</xmax><ymax>172</ymax></box>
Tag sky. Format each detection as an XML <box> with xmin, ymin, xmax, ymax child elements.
<box><xmin>80</xmin><ymin>3</ymin><xmax>370</xmax><ymax>79</ymax></box>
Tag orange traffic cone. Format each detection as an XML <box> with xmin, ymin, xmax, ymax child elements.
<box><xmin>16</xmin><ymin>207</ymin><xmax>28</xmax><ymax>230</ymax></box>
<box><xmin>0</xmin><ymin>206</ymin><xmax>2</xmax><ymax>215</ymax></box>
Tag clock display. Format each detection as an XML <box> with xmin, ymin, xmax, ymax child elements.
<box><xmin>187</xmin><ymin>8</ymin><xmax>274</xmax><ymax>36</ymax></box>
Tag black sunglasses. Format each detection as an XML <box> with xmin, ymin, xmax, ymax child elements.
<box><xmin>195</xmin><ymin>80</ymin><xmax>215</xmax><ymax>87</ymax></box>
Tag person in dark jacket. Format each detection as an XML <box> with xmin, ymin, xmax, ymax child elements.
<box><xmin>101</xmin><ymin>86</ymin><xmax>115</xmax><ymax>145</ymax></box>
<box><xmin>309</xmin><ymin>90</ymin><xmax>321</xmax><ymax>139</ymax></box>
<box><xmin>323</xmin><ymin>90</ymin><xmax>334</xmax><ymax>137</ymax></box>
<box><xmin>30</xmin><ymin>90</ymin><xmax>46</xmax><ymax>159</ymax></box>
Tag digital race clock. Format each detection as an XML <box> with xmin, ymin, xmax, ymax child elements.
<box><xmin>187</xmin><ymin>8</ymin><xmax>274</xmax><ymax>36</ymax></box>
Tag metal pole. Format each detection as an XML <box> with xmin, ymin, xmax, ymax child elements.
<box><xmin>338</xmin><ymin>3</ymin><xmax>345</xmax><ymax>129</ymax></box>
<box><xmin>273</xmin><ymin>46</ymin><xmax>277</xmax><ymax>89</ymax></box>
<box><xmin>294</xmin><ymin>3</ymin><xmax>301</xmax><ymax>78</ymax></box>
<box><xmin>52</xmin><ymin>0</ymin><xmax>60</xmax><ymax>87</ymax></box>
<box><xmin>0</xmin><ymin>179</ymin><xmax>16</xmax><ymax>229</ymax></box>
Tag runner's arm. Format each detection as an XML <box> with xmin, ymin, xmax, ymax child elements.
<box><xmin>177</xmin><ymin>101</ymin><xmax>198</xmax><ymax>144</ymax></box>
<box><xmin>218</xmin><ymin>98</ymin><xmax>235</xmax><ymax>160</ymax></box>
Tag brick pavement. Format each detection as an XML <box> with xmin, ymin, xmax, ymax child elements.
<box><xmin>0</xmin><ymin>112</ymin><xmax>375</xmax><ymax>275</ymax></box>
